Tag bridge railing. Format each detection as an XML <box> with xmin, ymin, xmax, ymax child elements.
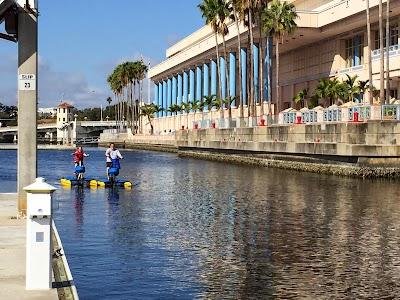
<box><xmin>103</xmin><ymin>128</ymin><xmax>127</xmax><ymax>134</ymax></box>
<box><xmin>74</xmin><ymin>137</ymin><xmax>100</xmax><ymax>145</ymax></box>
<box><xmin>80</xmin><ymin>121</ymin><xmax>122</xmax><ymax>127</ymax></box>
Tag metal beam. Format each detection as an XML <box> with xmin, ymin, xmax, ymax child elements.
<box><xmin>0</xmin><ymin>0</ymin><xmax>15</xmax><ymax>22</ymax></box>
<box><xmin>0</xmin><ymin>32</ymin><xmax>16</xmax><ymax>42</ymax></box>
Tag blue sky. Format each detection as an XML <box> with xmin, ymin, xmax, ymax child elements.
<box><xmin>0</xmin><ymin>0</ymin><xmax>204</xmax><ymax>108</ymax></box>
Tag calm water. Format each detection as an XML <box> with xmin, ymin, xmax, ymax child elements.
<box><xmin>1</xmin><ymin>149</ymin><xmax>400</xmax><ymax>299</ymax></box>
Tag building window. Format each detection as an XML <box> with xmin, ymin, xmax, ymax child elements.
<box><xmin>345</xmin><ymin>35</ymin><xmax>363</xmax><ymax>67</ymax></box>
<box><xmin>63</xmin><ymin>118</ymin><xmax>65</xmax><ymax>122</ymax></box>
<box><xmin>390</xmin><ymin>89</ymin><xmax>398</xmax><ymax>100</ymax></box>
<box><xmin>63</xmin><ymin>108</ymin><xmax>66</xmax><ymax>113</ymax></box>
<box><xmin>374</xmin><ymin>24</ymin><xmax>399</xmax><ymax>49</ymax></box>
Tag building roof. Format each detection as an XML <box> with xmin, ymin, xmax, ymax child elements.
<box><xmin>57</xmin><ymin>102</ymin><xmax>74</xmax><ymax>109</ymax></box>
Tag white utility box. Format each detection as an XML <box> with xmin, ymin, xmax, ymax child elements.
<box><xmin>24</xmin><ymin>177</ymin><xmax>57</xmax><ymax>290</ymax></box>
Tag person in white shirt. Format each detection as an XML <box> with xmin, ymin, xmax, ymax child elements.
<box><xmin>105</xmin><ymin>143</ymin><xmax>123</xmax><ymax>178</ymax></box>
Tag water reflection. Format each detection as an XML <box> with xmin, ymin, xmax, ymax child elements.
<box><xmin>9</xmin><ymin>149</ymin><xmax>399</xmax><ymax>299</ymax></box>
<box><xmin>73</xmin><ymin>187</ymin><xmax>85</xmax><ymax>233</ymax></box>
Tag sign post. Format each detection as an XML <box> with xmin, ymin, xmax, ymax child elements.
<box><xmin>17</xmin><ymin>0</ymin><xmax>38</xmax><ymax>214</ymax></box>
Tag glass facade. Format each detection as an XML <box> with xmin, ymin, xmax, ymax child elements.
<box><xmin>374</xmin><ymin>23</ymin><xmax>399</xmax><ymax>49</ymax></box>
<box><xmin>345</xmin><ymin>35</ymin><xmax>363</xmax><ymax>67</ymax></box>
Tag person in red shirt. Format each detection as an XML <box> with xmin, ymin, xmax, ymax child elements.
<box><xmin>72</xmin><ymin>147</ymin><xmax>89</xmax><ymax>180</ymax></box>
<box><xmin>73</xmin><ymin>146</ymin><xmax>89</xmax><ymax>167</ymax></box>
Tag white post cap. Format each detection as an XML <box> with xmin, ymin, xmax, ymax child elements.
<box><xmin>23</xmin><ymin>177</ymin><xmax>57</xmax><ymax>193</ymax></box>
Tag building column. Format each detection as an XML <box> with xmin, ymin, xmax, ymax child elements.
<box><xmin>183</xmin><ymin>71</ymin><xmax>189</xmax><ymax>103</ymax></box>
<box><xmin>264</xmin><ymin>38</ymin><xmax>273</xmax><ymax>103</ymax></box>
<box><xmin>241</xmin><ymin>48</ymin><xmax>248</xmax><ymax>105</ymax></box>
<box><xmin>167</xmin><ymin>78</ymin><xmax>172</xmax><ymax>115</ymax></box>
<box><xmin>189</xmin><ymin>69</ymin><xmax>195</xmax><ymax>102</ymax></box>
<box><xmin>177</xmin><ymin>73</ymin><xmax>183</xmax><ymax>111</ymax></box>
<box><xmin>153</xmin><ymin>82</ymin><xmax>159</xmax><ymax>116</ymax></box>
<box><xmin>158</xmin><ymin>82</ymin><xmax>162</xmax><ymax>117</ymax></box>
<box><xmin>196</xmin><ymin>66</ymin><xmax>202</xmax><ymax>101</ymax></box>
<box><xmin>203</xmin><ymin>63</ymin><xmax>209</xmax><ymax>98</ymax></box>
<box><xmin>162</xmin><ymin>80</ymin><xmax>167</xmax><ymax>117</ymax></box>
<box><xmin>211</xmin><ymin>59</ymin><xmax>217</xmax><ymax>96</ymax></box>
<box><xmin>220</xmin><ymin>57</ymin><xmax>227</xmax><ymax>100</ymax></box>
<box><xmin>253</xmin><ymin>44</ymin><xmax>260</xmax><ymax>104</ymax></box>
<box><xmin>172</xmin><ymin>76</ymin><xmax>177</xmax><ymax>107</ymax></box>
<box><xmin>229</xmin><ymin>52</ymin><xmax>236</xmax><ymax>101</ymax></box>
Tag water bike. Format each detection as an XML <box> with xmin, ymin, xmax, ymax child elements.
<box><xmin>60</xmin><ymin>164</ymin><xmax>93</xmax><ymax>187</ymax></box>
<box><xmin>90</xmin><ymin>159</ymin><xmax>132</xmax><ymax>189</ymax></box>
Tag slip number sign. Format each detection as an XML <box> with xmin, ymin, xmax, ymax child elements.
<box><xmin>19</xmin><ymin>74</ymin><xmax>36</xmax><ymax>91</ymax></box>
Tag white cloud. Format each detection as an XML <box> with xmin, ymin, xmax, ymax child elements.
<box><xmin>0</xmin><ymin>53</ymin><xmax>158</xmax><ymax>109</ymax></box>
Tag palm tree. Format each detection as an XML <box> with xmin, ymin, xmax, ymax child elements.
<box><xmin>379</xmin><ymin>0</ymin><xmax>384</xmax><ymax>103</ymax></box>
<box><xmin>203</xmin><ymin>95</ymin><xmax>216</xmax><ymax>126</ymax></box>
<box><xmin>343</xmin><ymin>74</ymin><xmax>362</xmax><ymax>102</ymax></box>
<box><xmin>140</xmin><ymin>103</ymin><xmax>162</xmax><ymax>135</ymax></box>
<box><xmin>105</xmin><ymin>97</ymin><xmax>113</xmax><ymax>121</ymax></box>
<box><xmin>126</xmin><ymin>61</ymin><xmax>138</xmax><ymax>132</ymax></box>
<box><xmin>107</xmin><ymin>69</ymin><xmax>122</xmax><ymax>126</ymax></box>
<box><xmin>246</xmin><ymin>0</ymin><xmax>255</xmax><ymax>118</ymax></box>
<box><xmin>230</xmin><ymin>0</ymin><xmax>244</xmax><ymax>119</ymax></box>
<box><xmin>135</xmin><ymin>60</ymin><xmax>149</xmax><ymax>132</ymax></box>
<box><xmin>224</xmin><ymin>96</ymin><xmax>236</xmax><ymax>114</ymax></box>
<box><xmin>358</xmin><ymin>80</ymin><xmax>370</xmax><ymax>101</ymax></box>
<box><xmin>191</xmin><ymin>99</ymin><xmax>202</xmax><ymax>128</ymax></box>
<box><xmin>262</xmin><ymin>0</ymin><xmax>298</xmax><ymax>114</ymax></box>
<box><xmin>181</xmin><ymin>102</ymin><xmax>192</xmax><ymax>129</ymax></box>
<box><xmin>366</xmin><ymin>0</ymin><xmax>373</xmax><ymax>105</ymax></box>
<box><xmin>216</xmin><ymin>0</ymin><xmax>231</xmax><ymax>100</ymax></box>
<box><xmin>315</xmin><ymin>78</ymin><xmax>342</xmax><ymax>107</ymax></box>
<box><xmin>256</xmin><ymin>0</ymin><xmax>269</xmax><ymax>117</ymax></box>
<box><xmin>199</xmin><ymin>0</ymin><xmax>223</xmax><ymax>99</ymax></box>
<box><xmin>168</xmin><ymin>104</ymin><xmax>181</xmax><ymax>131</ymax></box>
<box><xmin>293</xmin><ymin>88</ymin><xmax>309</xmax><ymax>108</ymax></box>
<box><xmin>386</xmin><ymin>0</ymin><xmax>391</xmax><ymax>104</ymax></box>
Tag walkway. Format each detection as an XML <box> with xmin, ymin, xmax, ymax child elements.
<box><xmin>0</xmin><ymin>193</ymin><xmax>58</xmax><ymax>300</ymax></box>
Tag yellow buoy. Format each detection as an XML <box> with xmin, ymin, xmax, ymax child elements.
<box><xmin>124</xmin><ymin>182</ymin><xmax>133</xmax><ymax>189</ymax></box>
<box><xmin>60</xmin><ymin>179</ymin><xmax>72</xmax><ymax>187</ymax></box>
<box><xmin>97</xmin><ymin>181</ymin><xmax>106</xmax><ymax>188</ymax></box>
<box><xmin>89</xmin><ymin>180</ymin><xmax>98</xmax><ymax>188</ymax></box>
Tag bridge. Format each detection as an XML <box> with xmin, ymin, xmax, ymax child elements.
<box><xmin>0</xmin><ymin>121</ymin><xmax>119</xmax><ymax>144</ymax></box>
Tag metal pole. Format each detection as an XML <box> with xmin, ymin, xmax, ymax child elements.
<box><xmin>17</xmin><ymin>1</ymin><xmax>38</xmax><ymax>214</ymax></box>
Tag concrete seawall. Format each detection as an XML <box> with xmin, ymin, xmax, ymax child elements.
<box><xmin>99</xmin><ymin>122</ymin><xmax>400</xmax><ymax>177</ymax></box>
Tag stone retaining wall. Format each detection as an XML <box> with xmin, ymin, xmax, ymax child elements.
<box><xmin>176</xmin><ymin>122</ymin><xmax>400</xmax><ymax>157</ymax></box>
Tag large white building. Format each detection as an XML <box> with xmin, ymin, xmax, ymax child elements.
<box><xmin>148</xmin><ymin>0</ymin><xmax>399</xmax><ymax>131</ymax></box>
